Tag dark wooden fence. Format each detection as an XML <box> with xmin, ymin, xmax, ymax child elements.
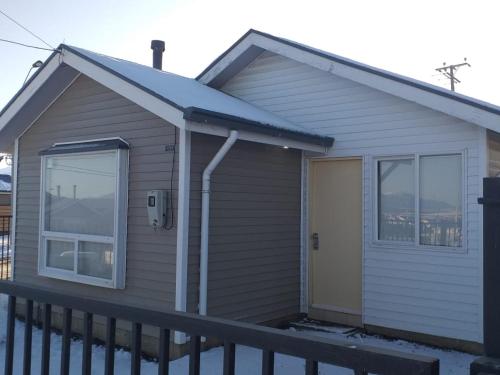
<box><xmin>0</xmin><ymin>282</ymin><xmax>440</xmax><ymax>375</ymax></box>
<box><xmin>0</xmin><ymin>216</ymin><xmax>11</xmax><ymax>280</ymax></box>
<box><xmin>380</xmin><ymin>216</ymin><xmax>461</xmax><ymax>246</ymax></box>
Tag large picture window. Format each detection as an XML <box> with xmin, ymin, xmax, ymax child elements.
<box><xmin>376</xmin><ymin>153</ymin><xmax>463</xmax><ymax>249</ymax></box>
<box><xmin>38</xmin><ymin>139</ymin><xmax>128</xmax><ymax>288</ymax></box>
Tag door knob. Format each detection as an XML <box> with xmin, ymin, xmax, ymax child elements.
<box><xmin>312</xmin><ymin>232</ymin><xmax>319</xmax><ymax>250</ymax></box>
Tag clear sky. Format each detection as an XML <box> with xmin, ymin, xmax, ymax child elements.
<box><xmin>0</xmin><ymin>0</ymin><xmax>499</xmax><ymax>122</ymax></box>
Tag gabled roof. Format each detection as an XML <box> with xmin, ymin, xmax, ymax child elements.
<box><xmin>0</xmin><ymin>44</ymin><xmax>333</xmax><ymax>152</ymax></box>
<box><xmin>197</xmin><ymin>29</ymin><xmax>500</xmax><ymax>132</ymax></box>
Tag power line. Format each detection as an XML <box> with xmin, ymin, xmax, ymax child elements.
<box><xmin>435</xmin><ymin>58</ymin><xmax>471</xmax><ymax>91</ymax></box>
<box><xmin>0</xmin><ymin>8</ymin><xmax>54</xmax><ymax>49</ymax></box>
<box><xmin>0</xmin><ymin>38</ymin><xmax>56</xmax><ymax>52</ymax></box>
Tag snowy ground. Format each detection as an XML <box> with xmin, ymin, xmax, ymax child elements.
<box><xmin>0</xmin><ymin>235</ymin><xmax>10</xmax><ymax>254</ymax></box>
<box><xmin>0</xmin><ymin>295</ymin><xmax>477</xmax><ymax>374</ymax></box>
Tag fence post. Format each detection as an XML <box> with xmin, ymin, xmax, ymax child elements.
<box><xmin>471</xmin><ymin>178</ymin><xmax>500</xmax><ymax>374</ymax></box>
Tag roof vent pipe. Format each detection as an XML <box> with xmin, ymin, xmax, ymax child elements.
<box><xmin>150</xmin><ymin>40</ymin><xmax>165</xmax><ymax>70</ymax></box>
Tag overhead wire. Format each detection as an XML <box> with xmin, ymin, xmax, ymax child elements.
<box><xmin>0</xmin><ymin>38</ymin><xmax>56</xmax><ymax>52</ymax></box>
<box><xmin>0</xmin><ymin>8</ymin><xmax>54</xmax><ymax>49</ymax></box>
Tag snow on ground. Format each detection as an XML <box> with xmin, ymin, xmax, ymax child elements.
<box><xmin>0</xmin><ymin>235</ymin><xmax>11</xmax><ymax>256</ymax></box>
<box><xmin>0</xmin><ymin>298</ymin><xmax>477</xmax><ymax>374</ymax></box>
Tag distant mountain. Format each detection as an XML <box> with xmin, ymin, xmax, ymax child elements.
<box><xmin>381</xmin><ymin>192</ymin><xmax>457</xmax><ymax>214</ymax></box>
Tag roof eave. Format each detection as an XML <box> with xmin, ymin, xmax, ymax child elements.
<box><xmin>183</xmin><ymin>107</ymin><xmax>334</xmax><ymax>148</ymax></box>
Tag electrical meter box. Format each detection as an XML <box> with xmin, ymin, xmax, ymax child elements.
<box><xmin>147</xmin><ymin>190</ymin><xmax>168</xmax><ymax>228</ymax></box>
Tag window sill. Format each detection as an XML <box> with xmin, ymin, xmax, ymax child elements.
<box><xmin>38</xmin><ymin>268</ymin><xmax>117</xmax><ymax>289</ymax></box>
<box><xmin>369</xmin><ymin>241</ymin><xmax>468</xmax><ymax>255</ymax></box>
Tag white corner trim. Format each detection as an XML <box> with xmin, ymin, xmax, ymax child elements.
<box><xmin>477</xmin><ymin>127</ymin><xmax>488</xmax><ymax>342</ymax></box>
<box><xmin>61</xmin><ymin>50</ymin><xmax>187</xmax><ymax>130</ymax></box>
<box><xmin>174</xmin><ymin>129</ymin><xmax>191</xmax><ymax>344</ymax></box>
<box><xmin>10</xmin><ymin>138</ymin><xmax>19</xmax><ymax>281</ymax></box>
<box><xmin>360</xmin><ymin>155</ymin><xmax>366</xmax><ymax>325</ymax></box>
<box><xmin>300</xmin><ymin>152</ymin><xmax>309</xmax><ymax>313</ymax></box>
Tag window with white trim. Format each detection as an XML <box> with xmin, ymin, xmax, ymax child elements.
<box><xmin>376</xmin><ymin>153</ymin><xmax>463</xmax><ymax>248</ymax></box>
<box><xmin>38</xmin><ymin>139</ymin><xmax>128</xmax><ymax>288</ymax></box>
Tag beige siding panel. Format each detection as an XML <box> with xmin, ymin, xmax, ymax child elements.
<box><xmin>15</xmin><ymin>75</ymin><xmax>178</xmax><ymax>312</ymax></box>
<box><xmin>188</xmin><ymin>133</ymin><xmax>301</xmax><ymax>323</ymax></box>
<box><xmin>222</xmin><ymin>51</ymin><xmax>483</xmax><ymax>343</ymax></box>
<box><xmin>488</xmin><ymin>130</ymin><xmax>500</xmax><ymax>177</ymax></box>
<box><xmin>0</xmin><ymin>193</ymin><xmax>11</xmax><ymax>207</ymax></box>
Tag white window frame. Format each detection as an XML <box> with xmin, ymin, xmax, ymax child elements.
<box><xmin>38</xmin><ymin>140</ymin><xmax>129</xmax><ymax>288</ymax></box>
<box><xmin>373</xmin><ymin>151</ymin><xmax>467</xmax><ymax>252</ymax></box>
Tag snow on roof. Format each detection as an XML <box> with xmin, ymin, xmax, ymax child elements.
<box><xmin>64</xmin><ymin>45</ymin><xmax>328</xmax><ymax>141</ymax></box>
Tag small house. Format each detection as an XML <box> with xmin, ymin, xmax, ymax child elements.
<box><xmin>1</xmin><ymin>30</ymin><xmax>499</xmax><ymax>353</ymax></box>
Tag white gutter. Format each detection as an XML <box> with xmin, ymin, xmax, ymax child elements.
<box><xmin>199</xmin><ymin>130</ymin><xmax>238</xmax><ymax>316</ymax></box>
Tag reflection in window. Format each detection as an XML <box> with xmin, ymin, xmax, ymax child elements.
<box><xmin>78</xmin><ymin>241</ymin><xmax>113</xmax><ymax>280</ymax></box>
<box><xmin>419</xmin><ymin>155</ymin><xmax>462</xmax><ymax>247</ymax></box>
<box><xmin>378</xmin><ymin>159</ymin><xmax>415</xmax><ymax>241</ymax></box>
<box><xmin>44</xmin><ymin>153</ymin><xmax>116</xmax><ymax>237</ymax></box>
<box><xmin>46</xmin><ymin>239</ymin><xmax>74</xmax><ymax>271</ymax></box>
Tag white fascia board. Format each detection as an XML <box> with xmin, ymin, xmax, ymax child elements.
<box><xmin>197</xmin><ymin>37</ymin><xmax>255</xmax><ymax>85</ymax></box>
<box><xmin>202</xmin><ymin>32</ymin><xmax>500</xmax><ymax>132</ymax></box>
<box><xmin>185</xmin><ymin>121</ymin><xmax>327</xmax><ymax>153</ymax></box>
<box><xmin>10</xmin><ymin>137</ymin><xmax>18</xmax><ymax>281</ymax></box>
<box><xmin>0</xmin><ymin>54</ymin><xmax>61</xmax><ymax>134</ymax></box>
<box><xmin>61</xmin><ymin>50</ymin><xmax>187</xmax><ymax>130</ymax></box>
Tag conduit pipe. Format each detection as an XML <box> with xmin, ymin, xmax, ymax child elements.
<box><xmin>199</xmin><ymin>130</ymin><xmax>239</xmax><ymax>316</ymax></box>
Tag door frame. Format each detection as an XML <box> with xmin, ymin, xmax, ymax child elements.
<box><xmin>300</xmin><ymin>155</ymin><xmax>365</xmax><ymax>324</ymax></box>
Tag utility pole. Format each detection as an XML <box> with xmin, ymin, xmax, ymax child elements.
<box><xmin>435</xmin><ymin>58</ymin><xmax>471</xmax><ymax>91</ymax></box>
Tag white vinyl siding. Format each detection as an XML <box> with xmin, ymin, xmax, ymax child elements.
<box><xmin>222</xmin><ymin>51</ymin><xmax>483</xmax><ymax>343</ymax></box>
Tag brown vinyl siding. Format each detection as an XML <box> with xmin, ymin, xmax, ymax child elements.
<box><xmin>488</xmin><ymin>130</ymin><xmax>500</xmax><ymax>177</ymax></box>
<box><xmin>14</xmin><ymin>75</ymin><xmax>178</xmax><ymax>312</ymax></box>
<box><xmin>187</xmin><ymin>133</ymin><xmax>301</xmax><ymax>322</ymax></box>
<box><xmin>0</xmin><ymin>193</ymin><xmax>11</xmax><ymax>207</ymax></box>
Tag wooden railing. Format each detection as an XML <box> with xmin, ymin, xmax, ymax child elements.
<box><xmin>0</xmin><ymin>282</ymin><xmax>440</xmax><ymax>375</ymax></box>
<box><xmin>0</xmin><ymin>216</ymin><xmax>11</xmax><ymax>280</ymax></box>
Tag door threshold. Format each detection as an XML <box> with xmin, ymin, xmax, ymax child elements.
<box><xmin>308</xmin><ymin>305</ymin><xmax>363</xmax><ymax>328</ymax></box>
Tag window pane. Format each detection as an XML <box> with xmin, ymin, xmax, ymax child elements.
<box><xmin>419</xmin><ymin>155</ymin><xmax>462</xmax><ymax>247</ymax></box>
<box><xmin>378</xmin><ymin>159</ymin><xmax>415</xmax><ymax>241</ymax></box>
<box><xmin>78</xmin><ymin>241</ymin><xmax>113</xmax><ymax>280</ymax></box>
<box><xmin>46</xmin><ymin>239</ymin><xmax>74</xmax><ymax>271</ymax></box>
<box><xmin>44</xmin><ymin>152</ymin><xmax>116</xmax><ymax>236</ymax></box>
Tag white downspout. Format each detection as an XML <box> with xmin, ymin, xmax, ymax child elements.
<box><xmin>199</xmin><ymin>130</ymin><xmax>238</xmax><ymax>316</ymax></box>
